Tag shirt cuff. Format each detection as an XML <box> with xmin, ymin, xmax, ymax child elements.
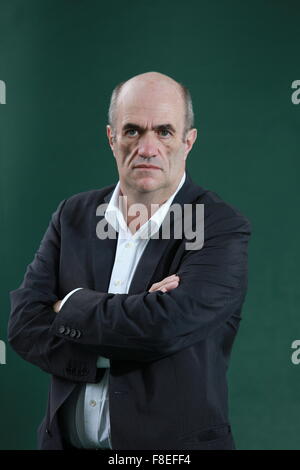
<box><xmin>59</xmin><ymin>288</ymin><xmax>83</xmax><ymax>311</ymax></box>
<box><xmin>97</xmin><ymin>356</ymin><xmax>110</xmax><ymax>368</ymax></box>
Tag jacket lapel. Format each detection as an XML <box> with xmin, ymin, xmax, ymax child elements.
<box><xmin>129</xmin><ymin>172</ymin><xmax>207</xmax><ymax>294</ymax></box>
<box><xmin>92</xmin><ymin>189</ymin><xmax>118</xmax><ymax>292</ymax></box>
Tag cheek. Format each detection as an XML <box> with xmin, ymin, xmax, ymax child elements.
<box><xmin>121</xmin><ymin>141</ymin><xmax>136</xmax><ymax>156</ymax></box>
<box><xmin>164</xmin><ymin>143</ymin><xmax>184</xmax><ymax>165</ymax></box>
<box><xmin>115</xmin><ymin>142</ymin><xmax>133</xmax><ymax>164</ymax></box>
<box><xmin>162</xmin><ymin>143</ymin><xmax>174</xmax><ymax>158</ymax></box>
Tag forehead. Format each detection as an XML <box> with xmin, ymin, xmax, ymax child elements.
<box><xmin>116</xmin><ymin>81</ymin><xmax>185</xmax><ymax>129</ymax></box>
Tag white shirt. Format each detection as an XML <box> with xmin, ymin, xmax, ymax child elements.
<box><xmin>59</xmin><ymin>172</ymin><xmax>186</xmax><ymax>449</ymax></box>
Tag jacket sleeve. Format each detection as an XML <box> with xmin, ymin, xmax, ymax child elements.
<box><xmin>49</xmin><ymin>203</ymin><xmax>252</xmax><ymax>362</ymax></box>
<box><xmin>8</xmin><ymin>199</ymin><xmax>99</xmax><ymax>383</ymax></box>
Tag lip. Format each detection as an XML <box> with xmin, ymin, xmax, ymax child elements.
<box><xmin>133</xmin><ymin>165</ymin><xmax>162</xmax><ymax>170</ymax></box>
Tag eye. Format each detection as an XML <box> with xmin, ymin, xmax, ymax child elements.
<box><xmin>125</xmin><ymin>129</ymin><xmax>138</xmax><ymax>137</ymax></box>
<box><xmin>158</xmin><ymin>128</ymin><xmax>171</xmax><ymax>137</ymax></box>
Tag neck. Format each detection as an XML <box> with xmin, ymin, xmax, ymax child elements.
<box><xmin>119</xmin><ymin>174</ymin><xmax>184</xmax><ymax>234</ymax></box>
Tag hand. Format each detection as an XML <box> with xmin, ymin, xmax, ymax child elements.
<box><xmin>53</xmin><ymin>300</ymin><xmax>62</xmax><ymax>313</ymax></box>
<box><xmin>149</xmin><ymin>274</ymin><xmax>180</xmax><ymax>293</ymax></box>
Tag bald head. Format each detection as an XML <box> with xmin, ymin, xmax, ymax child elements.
<box><xmin>108</xmin><ymin>71</ymin><xmax>194</xmax><ymax>141</ymax></box>
<box><xmin>106</xmin><ymin>71</ymin><xmax>198</xmax><ymax>201</ymax></box>
<box><xmin>121</xmin><ymin>71</ymin><xmax>183</xmax><ymax>98</ymax></box>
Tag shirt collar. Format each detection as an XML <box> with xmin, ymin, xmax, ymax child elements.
<box><xmin>105</xmin><ymin>172</ymin><xmax>186</xmax><ymax>240</ymax></box>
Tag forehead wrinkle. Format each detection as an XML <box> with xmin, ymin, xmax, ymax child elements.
<box><xmin>119</xmin><ymin>96</ymin><xmax>181</xmax><ymax>111</ymax></box>
<box><xmin>121</xmin><ymin>104</ymin><xmax>179</xmax><ymax>123</ymax></box>
<box><xmin>122</xmin><ymin>122</ymin><xmax>177</xmax><ymax>132</ymax></box>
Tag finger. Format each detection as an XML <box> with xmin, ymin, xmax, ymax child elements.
<box><xmin>148</xmin><ymin>275</ymin><xmax>180</xmax><ymax>292</ymax></box>
<box><xmin>152</xmin><ymin>275</ymin><xmax>179</xmax><ymax>289</ymax></box>
<box><xmin>159</xmin><ymin>282</ymin><xmax>179</xmax><ymax>293</ymax></box>
<box><xmin>150</xmin><ymin>279</ymin><xmax>179</xmax><ymax>292</ymax></box>
<box><xmin>161</xmin><ymin>280</ymin><xmax>179</xmax><ymax>290</ymax></box>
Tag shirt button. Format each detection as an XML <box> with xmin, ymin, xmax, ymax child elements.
<box><xmin>125</xmin><ymin>242</ymin><xmax>132</xmax><ymax>248</ymax></box>
<box><xmin>114</xmin><ymin>280</ymin><xmax>122</xmax><ymax>286</ymax></box>
<box><xmin>89</xmin><ymin>400</ymin><xmax>97</xmax><ymax>407</ymax></box>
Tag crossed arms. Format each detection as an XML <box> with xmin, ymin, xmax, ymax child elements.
<box><xmin>8</xmin><ymin>198</ymin><xmax>251</xmax><ymax>382</ymax></box>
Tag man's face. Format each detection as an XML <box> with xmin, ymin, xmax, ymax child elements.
<box><xmin>107</xmin><ymin>79</ymin><xmax>197</xmax><ymax>197</ymax></box>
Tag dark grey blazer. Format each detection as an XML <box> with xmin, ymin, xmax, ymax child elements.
<box><xmin>8</xmin><ymin>172</ymin><xmax>251</xmax><ymax>450</ymax></box>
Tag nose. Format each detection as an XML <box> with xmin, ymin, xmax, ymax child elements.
<box><xmin>137</xmin><ymin>132</ymin><xmax>158</xmax><ymax>159</ymax></box>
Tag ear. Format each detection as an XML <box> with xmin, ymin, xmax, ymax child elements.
<box><xmin>183</xmin><ymin>128</ymin><xmax>197</xmax><ymax>160</ymax></box>
<box><xmin>106</xmin><ymin>125</ymin><xmax>115</xmax><ymax>151</ymax></box>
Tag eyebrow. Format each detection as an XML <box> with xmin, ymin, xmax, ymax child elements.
<box><xmin>122</xmin><ymin>122</ymin><xmax>176</xmax><ymax>133</ymax></box>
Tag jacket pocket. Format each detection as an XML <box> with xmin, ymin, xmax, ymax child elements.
<box><xmin>179</xmin><ymin>423</ymin><xmax>235</xmax><ymax>450</ymax></box>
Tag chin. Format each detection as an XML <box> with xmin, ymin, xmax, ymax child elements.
<box><xmin>134</xmin><ymin>176</ymin><xmax>162</xmax><ymax>193</ymax></box>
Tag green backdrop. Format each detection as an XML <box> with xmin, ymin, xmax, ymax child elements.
<box><xmin>1</xmin><ymin>0</ymin><xmax>300</xmax><ymax>450</ymax></box>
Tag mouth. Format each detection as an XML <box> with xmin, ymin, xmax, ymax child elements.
<box><xmin>133</xmin><ymin>164</ymin><xmax>162</xmax><ymax>170</ymax></box>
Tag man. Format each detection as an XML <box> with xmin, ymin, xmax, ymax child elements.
<box><xmin>8</xmin><ymin>71</ymin><xmax>251</xmax><ymax>450</ymax></box>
